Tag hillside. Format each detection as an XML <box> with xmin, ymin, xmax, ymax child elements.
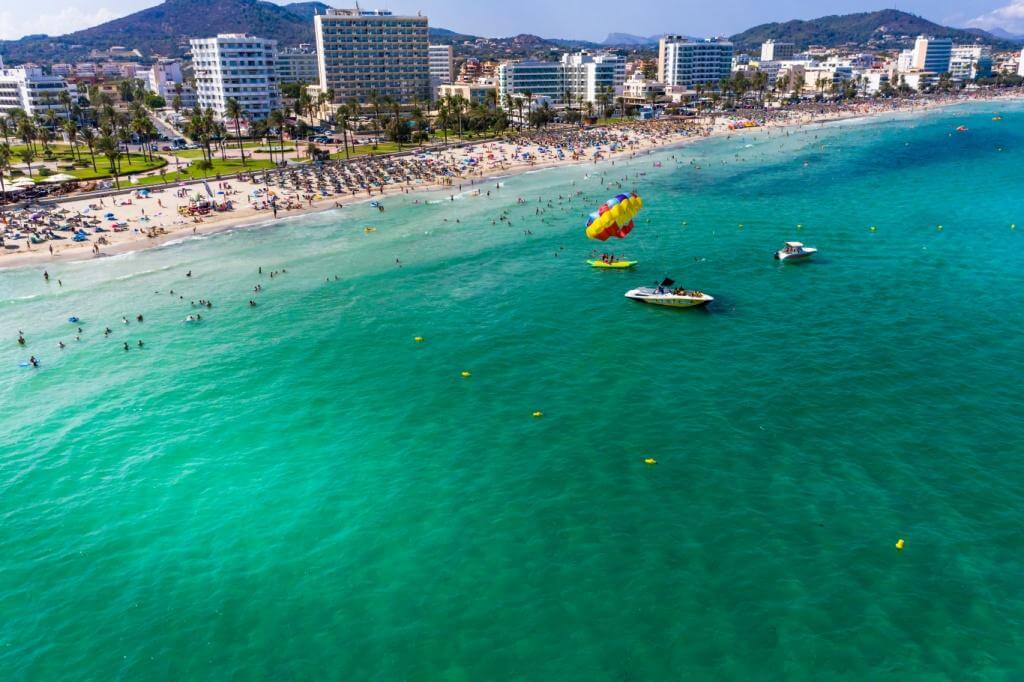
<box><xmin>602</xmin><ymin>33</ymin><xmax>661</xmax><ymax>47</ymax></box>
<box><xmin>0</xmin><ymin>0</ymin><xmax>328</xmax><ymax>62</ymax></box>
<box><xmin>730</xmin><ymin>9</ymin><xmax>1013</xmax><ymax>50</ymax></box>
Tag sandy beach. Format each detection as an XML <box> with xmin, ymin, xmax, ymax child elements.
<box><xmin>2</xmin><ymin>90</ymin><xmax>1019</xmax><ymax>270</ymax></box>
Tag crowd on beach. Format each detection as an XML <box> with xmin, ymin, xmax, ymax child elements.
<box><xmin>1</xmin><ymin>87</ymin><xmax>1021</xmax><ymax>266</ymax></box>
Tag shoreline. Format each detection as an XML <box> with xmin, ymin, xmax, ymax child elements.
<box><xmin>2</xmin><ymin>92</ymin><xmax>1020</xmax><ymax>271</ymax></box>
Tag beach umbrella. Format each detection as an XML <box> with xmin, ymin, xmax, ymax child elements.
<box><xmin>41</xmin><ymin>173</ymin><xmax>77</xmax><ymax>183</ymax></box>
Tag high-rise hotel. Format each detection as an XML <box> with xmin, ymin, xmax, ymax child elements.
<box><xmin>189</xmin><ymin>34</ymin><xmax>280</xmax><ymax>120</ymax></box>
<box><xmin>314</xmin><ymin>8</ymin><xmax>430</xmax><ymax>104</ymax></box>
<box><xmin>657</xmin><ymin>36</ymin><xmax>733</xmax><ymax>89</ymax></box>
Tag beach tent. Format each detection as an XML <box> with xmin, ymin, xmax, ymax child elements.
<box><xmin>41</xmin><ymin>173</ymin><xmax>77</xmax><ymax>183</ymax></box>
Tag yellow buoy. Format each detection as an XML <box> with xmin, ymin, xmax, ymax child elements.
<box><xmin>414</xmin><ymin>336</ymin><xmax>424</xmax><ymax>343</ymax></box>
<box><xmin>937</xmin><ymin>225</ymin><xmax>943</xmax><ymax>231</ymax></box>
<box><xmin>1012</xmin><ymin>224</ymin><xmax>1017</xmax><ymax>230</ymax></box>
<box><xmin>460</xmin><ymin>371</ymin><xmax>471</xmax><ymax>378</ymax></box>
<box><xmin>644</xmin><ymin>458</ymin><xmax>656</xmax><ymax>465</ymax></box>
<box><xmin>532</xmin><ymin>411</ymin><xmax>543</xmax><ymax>418</ymax></box>
<box><xmin>870</xmin><ymin>226</ymin><xmax>877</xmax><ymax>232</ymax></box>
<box><xmin>895</xmin><ymin>538</ymin><xmax>905</xmax><ymax>551</ymax></box>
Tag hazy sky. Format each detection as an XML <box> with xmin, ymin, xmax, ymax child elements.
<box><xmin>1</xmin><ymin>0</ymin><xmax>1024</xmax><ymax>42</ymax></box>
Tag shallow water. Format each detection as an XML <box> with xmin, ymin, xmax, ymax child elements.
<box><xmin>2</xmin><ymin>102</ymin><xmax>1024</xmax><ymax>679</ymax></box>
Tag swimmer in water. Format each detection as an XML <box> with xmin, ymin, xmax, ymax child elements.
<box><xmin>138</xmin><ymin>340</ymin><xmax>144</xmax><ymax>348</ymax></box>
<box><xmin>123</xmin><ymin>342</ymin><xmax>129</xmax><ymax>351</ymax></box>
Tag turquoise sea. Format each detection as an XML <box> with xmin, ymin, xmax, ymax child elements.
<box><xmin>2</xmin><ymin>101</ymin><xmax>1024</xmax><ymax>679</ymax></box>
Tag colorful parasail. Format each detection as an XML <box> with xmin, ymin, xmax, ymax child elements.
<box><xmin>585</xmin><ymin>193</ymin><xmax>643</xmax><ymax>241</ymax></box>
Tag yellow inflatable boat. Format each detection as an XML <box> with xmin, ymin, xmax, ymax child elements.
<box><xmin>588</xmin><ymin>259</ymin><xmax>637</xmax><ymax>269</ymax></box>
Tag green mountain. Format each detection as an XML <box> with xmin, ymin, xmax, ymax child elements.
<box><xmin>0</xmin><ymin>0</ymin><xmax>330</xmax><ymax>63</ymax></box>
<box><xmin>730</xmin><ymin>9</ymin><xmax>1013</xmax><ymax>50</ymax></box>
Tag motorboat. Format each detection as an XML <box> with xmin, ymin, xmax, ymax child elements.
<box><xmin>956</xmin><ymin>125</ymin><xmax>968</xmax><ymax>133</ymax></box>
<box><xmin>588</xmin><ymin>259</ymin><xmax>637</xmax><ymax>269</ymax></box>
<box><xmin>775</xmin><ymin>241</ymin><xmax>817</xmax><ymax>262</ymax></box>
<box><xmin>625</xmin><ymin>278</ymin><xmax>713</xmax><ymax>308</ymax></box>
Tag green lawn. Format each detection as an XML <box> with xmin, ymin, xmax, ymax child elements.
<box><xmin>172</xmin><ymin>144</ymin><xmax>295</xmax><ymax>160</ymax></box>
<box><xmin>329</xmin><ymin>142</ymin><xmax>403</xmax><ymax>160</ymax></box>
<box><xmin>132</xmin><ymin>158</ymin><xmax>276</xmax><ymax>186</ymax></box>
<box><xmin>243</xmin><ymin>141</ymin><xmax>295</xmax><ymax>150</ymax></box>
<box><xmin>68</xmin><ymin>156</ymin><xmax>167</xmax><ymax>180</ymax></box>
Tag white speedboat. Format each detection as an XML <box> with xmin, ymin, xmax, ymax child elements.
<box><xmin>775</xmin><ymin>241</ymin><xmax>817</xmax><ymax>262</ymax></box>
<box><xmin>625</xmin><ymin>278</ymin><xmax>713</xmax><ymax>308</ymax></box>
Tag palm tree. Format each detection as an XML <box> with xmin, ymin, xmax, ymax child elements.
<box><xmin>63</xmin><ymin>118</ymin><xmax>80</xmax><ymax>161</ymax></box>
<box><xmin>0</xmin><ymin>116</ymin><xmax>10</xmax><ymax>145</ymax></box>
<box><xmin>390</xmin><ymin>99</ymin><xmax>403</xmax><ymax>151</ymax></box>
<box><xmin>225</xmin><ymin>97</ymin><xmax>247</xmax><ymax>165</ymax></box>
<box><xmin>369</xmin><ymin>91</ymin><xmax>383</xmax><ymax>142</ymax></box>
<box><xmin>59</xmin><ymin>90</ymin><xmax>73</xmax><ymax>119</ymax></box>
<box><xmin>435</xmin><ymin>98</ymin><xmax>450</xmax><ymax>146</ymax></box>
<box><xmin>519</xmin><ymin>91</ymin><xmax>532</xmax><ymax>132</ymax></box>
<box><xmin>334</xmin><ymin>103</ymin><xmax>351</xmax><ymax>160</ymax></box>
<box><xmin>19</xmin><ymin>147</ymin><xmax>35</xmax><ymax>178</ymax></box>
<box><xmin>0</xmin><ymin>142</ymin><xmax>11</xmax><ymax>209</ymax></box>
<box><xmin>130</xmin><ymin>114</ymin><xmax>150</xmax><ymax>162</ymax></box>
<box><xmin>267</xmin><ymin>109</ymin><xmax>285</xmax><ymax>164</ymax></box>
<box><xmin>79</xmin><ymin>126</ymin><xmax>98</xmax><ymax>171</ymax></box>
<box><xmin>17</xmin><ymin>117</ymin><xmax>36</xmax><ymax>154</ymax></box>
<box><xmin>96</xmin><ymin>134</ymin><xmax>121</xmax><ymax>189</ymax></box>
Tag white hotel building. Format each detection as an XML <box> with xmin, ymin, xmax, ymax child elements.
<box><xmin>429</xmin><ymin>44</ymin><xmax>454</xmax><ymax>91</ymax></box>
<box><xmin>657</xmin><ymin>36</ymin><xmax>734</xmax><ymax>89</ymax></box>
<box><xmin>189</xmin><ymin>34</ymin><xmax>280</xmax><ymax>120</ymax></box>
<box><xmin>498</xmin><ymin>51</ymin><xmax>625</xmax><ymax>107</ymax></box>
<box><xmin>0</xmin><ymin>64</ymin><xmax>70</xmax><ymax>118</ymax></box>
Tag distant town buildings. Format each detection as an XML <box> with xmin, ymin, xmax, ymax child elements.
<box><xmin>760</xmin><ymin>40</ymin><xmax>795</xmax><ymax>62</ymax></box>
<box><xmin>277</xmin><ymin>44</ymin><xmax>319</xmax><ymax>85</ymax></box>
<box><xmin>0</xmin><ymin>66</ymin><xmax>70</xmax><ymax>117</ymax></box>
<box><xmin>314</xmin><ymin>8</ymin><xmax>430</xmax><ymax>104</ymax></box>
<box><xmin>189</xmin><ymin>34</ymin><xmax>280</xmax><ymax>120</ymax></box>
<box><xmin>657</xmin><ymin>36</ymin><xmax>733</xmax><ymax>89</ymax></box>
<box><xmin>139</xmin><ymin>59</ymin><xmax>181</xmax><ymax>97</ymax></box>
<box><xmin>429</xmin><ymin>44</ymin><xmax>454</xmax><ymax>97</ymax></box>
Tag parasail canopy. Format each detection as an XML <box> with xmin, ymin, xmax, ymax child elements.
<box><xmin>585</xmin><ymin>193</ymin><xmax>643</xmax><ymax>241</ymax></box>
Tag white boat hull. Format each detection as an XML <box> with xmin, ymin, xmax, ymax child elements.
<box><xmin>625</xmin><ymin>287</ymin><xmax>713</xmax><ymax>308</ymax></box>
<box><xmin>775</xmin><ymin>247</ymin><xmax>817</xmax><ymax>262</ymax></box>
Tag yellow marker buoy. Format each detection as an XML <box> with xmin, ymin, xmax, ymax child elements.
<box><xmin>1012</xmin><ymin>224</ymin><xmax>1017</xmax><ymax>230</ymax></box>
<box><xmin>644</xmin><ymin>458</ymin><xmax>656</xmax><ymax>465</ymax></box>
<box><xmin>414</xmin><ymin>336</ymin><xmax>424</xmax><ymax>343</ymax></box>
<box><xmin>460</xmin><ymin>371</ymin><xmax>471</xmax><ymax>378</ymax></box>
<box><xmin>870</xmin><ymin>226</ymin><xmax>877</xmax><ymax>232</ymax></box>
<box><xmin>895</xmin><ymin>538</ymin><xmax>905</xmax><ymax>551</ymax></box>
<box><xmin>532</xmin><ymin>411</ymin><xmax>543</xmax><ymax>418</ymax></box>
<box><xmin>937</xmin><ymin>225</ymin><xmax>943</xmax><ymax>231</ymax></box>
